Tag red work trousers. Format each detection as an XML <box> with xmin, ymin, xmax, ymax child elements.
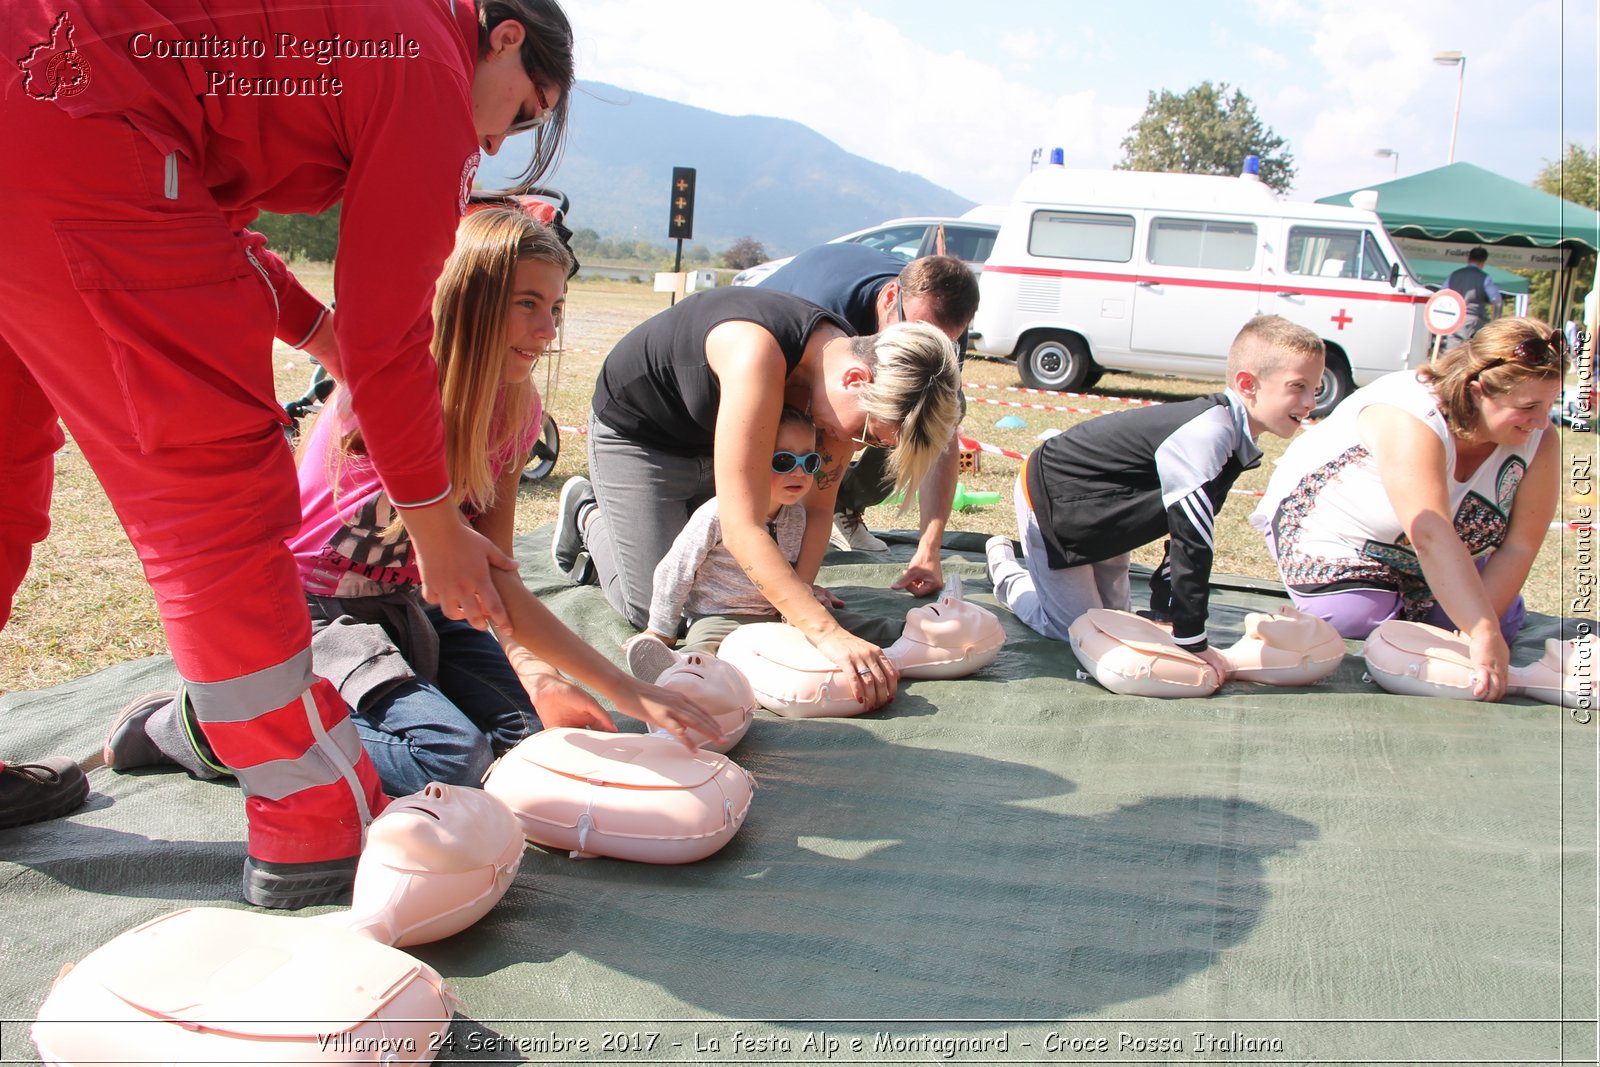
<box><xmin>0</xmin><ymin>93</ymin><xmax>386</xmax><ymax>863</ymax></box>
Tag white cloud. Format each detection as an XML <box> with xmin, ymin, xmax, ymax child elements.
<box><xmin>567</xmin><ymin>0</ymin><xmax>1593</xmax><ymax>207</ymax></box>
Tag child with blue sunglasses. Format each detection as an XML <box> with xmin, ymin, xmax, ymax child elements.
<box><xmin>627</xmin><ymin>407</ymin><xmax>901</xmax><ymax>677</ymax></box>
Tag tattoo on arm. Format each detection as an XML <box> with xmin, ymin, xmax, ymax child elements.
<box><xmin>815</xmin><ymin>448</ymin><xmax>840</xmax><ymax>490</ymax></box>
<box><xmin>742</xmin><ymin>562</ymin><xmax>765</xmax><ymax>591</ymax></box>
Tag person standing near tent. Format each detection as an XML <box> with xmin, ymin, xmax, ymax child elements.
<box><xmin>1445</xmin><ymin>247</ymin><xmax>1505</xmax><ymax>348</ymax></box>
<box><xmin>0</xmin><ymin>0</ymin><xmax>575</xmax><ymax>907</ymax></box>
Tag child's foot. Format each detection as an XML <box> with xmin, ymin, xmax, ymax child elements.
<box><xmin>985</xmin><ymin>535</ymin><xmax>1017</xmax><ymax>584</ymax></box>
<box><xmin>623</xmin><ymin>632</ymin><xmax>680</xmax><ymax>684</ymax></box>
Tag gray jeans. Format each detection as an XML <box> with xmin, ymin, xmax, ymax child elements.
<box><xmin>585</xmin><ymin>412</ymin><xmax>716</xmax><ymax>630</ymax></box>
<box><xmin>989</xmin><ymin>476</ymin><xmax>1130</xmax><ymax>641</ymax></box>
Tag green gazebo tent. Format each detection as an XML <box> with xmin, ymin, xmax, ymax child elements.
<box><xmin>1317</xmin><ymin>162</ymin><xmax>1598</xmax><ymax>319</ymax></box>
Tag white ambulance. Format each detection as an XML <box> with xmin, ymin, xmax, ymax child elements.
<box><xmin>967</xmin><ymin>162</ymin><xmax>1433</xmax><ymax>415</ymax></box>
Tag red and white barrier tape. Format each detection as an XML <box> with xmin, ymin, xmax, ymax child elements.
<box><xmin>957</xmin><ymin>434</ymin><xmax>1263</xmax><ymax>497</ymax></box>
<box><xmin>965</xmin><ymin>394</ymin><xmax>1127</xmax><ymax>417</ymax></box>
<box><xmin>963</xmin><ymin>381</ymin><xmax>1160</xmax><ymax>406</ymax></box>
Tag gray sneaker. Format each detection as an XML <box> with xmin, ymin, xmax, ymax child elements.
<box><xmin>623</xmin><ymin>632</ymin><xmax>681</xmax><ymax>684</ymax></box>
<box><xmin>829</xmin><ymin>510</ymin><xmax>888</xmax><ymax>553</ymax></box>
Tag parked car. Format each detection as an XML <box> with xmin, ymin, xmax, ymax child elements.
<box><xmin>731</xmin><ymin>210</ymin><xmax>1003</xmax><ymax>286</ymax></box>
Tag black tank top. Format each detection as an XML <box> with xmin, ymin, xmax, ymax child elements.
<box><xmin>590</xmin><ymin>287</ymin><xmax>849</xmax><ymax>456</ymax></box>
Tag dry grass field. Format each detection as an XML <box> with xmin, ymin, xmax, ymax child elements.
<box><xmin>3</xmin><ymin>268</ymin><xmax>1592</xmax><ymax>694</ymax></box>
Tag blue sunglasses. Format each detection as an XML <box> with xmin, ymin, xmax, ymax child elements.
<box><xmin>771</xmin><ymin>451</ymin><xmax>822</xmax><ymax>475</ymax></box>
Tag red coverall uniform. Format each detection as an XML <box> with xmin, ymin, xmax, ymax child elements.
<box><xmin>0</xmin><ymin>0</ymin><xmax>482</xmax><ymax>868</ymax></box>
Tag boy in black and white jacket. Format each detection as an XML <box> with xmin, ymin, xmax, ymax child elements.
<box><xmin>986</xmin><ymin>315</ymin><xmax>1325</xmax><ymax>680</ymax></box>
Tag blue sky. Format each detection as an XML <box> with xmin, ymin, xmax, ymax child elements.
<box><xmin>565</xmin><ymin>0</ymin><xmax>1597</xmax><ymax>208</ymax></box>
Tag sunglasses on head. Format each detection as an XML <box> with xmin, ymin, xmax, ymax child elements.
<box><xmin>1472</xmin><ymin>329</ymin><xmax>1570</xmax><ymax>380</ymax></box>
<box><xmin>506</xmin><ymin>83</ymin><xmax>553</xmax><ymax>137</ymax></box>
<box><xmin>771</xmin><ymin>451</ymin><xmax>822</xmax><ymax>475</ymax></box>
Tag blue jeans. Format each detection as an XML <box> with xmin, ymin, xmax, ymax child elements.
<box><xmin>352</xmin><ymin>606</ymin><xmax>540</xmax><ymax>796</ymax></box>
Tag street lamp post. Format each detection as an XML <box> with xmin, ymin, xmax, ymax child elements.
<box><xmin>1433</xmin><ymin>50</ymin><xmax>1466</xmax><ymax>164</ymax></box>
<box><xmin>1374</xmin><ymin>148</ymin><xmax>1399</xmax><ymax>178</ymax></box>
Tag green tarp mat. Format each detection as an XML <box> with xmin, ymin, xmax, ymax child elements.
<box><xmin>1317</xmin><ymin>162</ymin><xmax>1600</xmax><ymax>253</ymax></box>
<box><xmin>1</xmin><ymin>529</ymin><xmax>1595</xmax><ymax>1064</ymax></box>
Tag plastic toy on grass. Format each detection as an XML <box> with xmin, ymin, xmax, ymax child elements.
<box><xmin>881</xmin><ymin>482</ymin><xmax>1003</xmax><ymax>512</ymax></box>
<box><xmin>32</xmin><ymin>784</ymin><xmax>524</xmax><ymax>1066</ymax></box>
<box><xmin>717</xmin><ymin>575</ymin><xmax>1006</xmax><ymax>717</ymax></box>
<box><xmin>1362</xmin><ymin>621</ymin><xmax>1596</xmax><ymax>708</ymax></box>
<box><xmin>1069</xmin><ymin>606</ymin><xmax>1346</xmax><ymax>699</ymax></box>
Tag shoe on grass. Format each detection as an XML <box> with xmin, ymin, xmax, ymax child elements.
<box><xmin>829</xmin><ymin>510</ymin><xmax>888</xmax><ymax>553</ymax></box>
<box><xmin>0</xmin><ymin>756</ymin><xmax>89</xmax><ymax>830</ymax></box>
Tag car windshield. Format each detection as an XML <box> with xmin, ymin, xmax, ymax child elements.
<box><xmin>848</xmin><ymin>225</ymin><xmax>927</xmax><ymax>261</ymax></box>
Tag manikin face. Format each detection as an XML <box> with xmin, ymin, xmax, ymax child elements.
<box><xmin>502</xmin><ymin>257</ymin><xmax>567</xmax><ymax>385</ymax></box>
<box><xmin>1470</xmin><ymin>376</ymin><xmax>1562</xmax><ymax>448</ymax></box>
<box><xmin>1239</xmin><ymin>351</ymin><xmax>1324</xmax><ymax>439</ymax></box>
<box><xmin>366</xmin><ymin>783</ymin><xmax>517</xmax><ymax>873</ymax></box>
<box><xmin>769</xmin><ymin>420</ymin><xmax>819</xmax><ymax>510</ymax></box>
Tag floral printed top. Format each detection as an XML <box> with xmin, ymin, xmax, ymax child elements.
<box><xmin>1249</xmin><ymin>371</ymin><xmax>1539</xmax><ymax>619</ymax></box>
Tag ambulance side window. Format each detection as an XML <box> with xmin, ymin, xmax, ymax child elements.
<box><xmin>1287</xmin><ymin>227</ymin><xmax>1361</xmax><ymax>278</ymax></box>
<box><xmin>1287</xmin><ymin>226</ymin><xmax>1391</xmax><ymax>282</ymax></box>
<box><xmin>1358</xmin><ymin>232</ymin><xmax>1392</xmax><ymax>283</ymax></box>
<box><xmin>1028</xmin><ymin>211</ymin><xmax>1135</xmax><ymax>262</ymax></box>
<box><xmin>1147</xmin><ymin>217</ymin><xmax>1257</xmax><ymax>270</ymax></box>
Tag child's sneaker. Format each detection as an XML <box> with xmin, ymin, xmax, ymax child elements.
<box><xmin>623</xmin><ymin>632</ymin><xmax>680</xmax><ymax>684</ymax></box>
<box><xmin>985</xmin><ymin>535</ymin><xmax>1017</xmax><ymax>584</ymax></box>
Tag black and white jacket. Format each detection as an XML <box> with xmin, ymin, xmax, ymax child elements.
<box><xmin>1024</xmin><ymin>392</ymin><xmax>1261</xmax><ymax>651</ymax></box>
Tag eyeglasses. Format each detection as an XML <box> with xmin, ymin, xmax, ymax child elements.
<box><xmin>850</xmin><ymin>417</ymin><xmax>899</xmax><ymax>451</ymax></box>
<box><xmin>771</xmin><ymin>451</ymin><xmax>822</xmax><ymax>475</ymax></box>
<box><xmin>506</xmin><ymin>82</ymin><xmax>553</xmax><ymax>137</ymax></box>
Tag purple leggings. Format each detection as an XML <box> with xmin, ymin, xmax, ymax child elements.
<box><xmin>1267</xmin><ymin>535</ymin><xmax>1526</xmax><ymax>643</ymax></box>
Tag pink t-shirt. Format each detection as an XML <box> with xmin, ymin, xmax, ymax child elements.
<box><xmin>290</xmin><ymin>390</ymin><xmax>541</xmax><ymax>598</ymax></box>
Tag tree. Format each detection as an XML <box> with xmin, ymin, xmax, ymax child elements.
<box><xmin>1117</xmin><ymin>81</ymin><xmax>1295</xmax><ymax>194</ymax></box>
<box><xmin>1524</xmin><ymin>142</ymin><xmax>1596</xmax><ymax>321</ymax></box>
<box><xmin>252</xmin><ymin>204</ymin><xmax>340</xmax><ymax>262</ymax></box>
<box><xmin>722</xmin><ymin>237</ymin><xmax>768</xmax><ymax>271</ymax></box>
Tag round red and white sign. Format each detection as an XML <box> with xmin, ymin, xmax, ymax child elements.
<box><xmin>1424</xmin><ymin>289</ymin><xmax>1468</xmax><ymax>336</ymax></box>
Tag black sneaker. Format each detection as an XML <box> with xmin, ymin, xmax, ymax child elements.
<box><xmin>0</xmin><ymin>757</ymin><xmax>89</xmax><ymax>830</ymax></box>
<box><xmin>243</xmin><ymin>855</ymin><xmax>360</xmax><ymax>909</ymax></box>
<box><xmin>552</xmin><ymin>476</ymin><xmax>596</xmax><ymax>584</ymax></box>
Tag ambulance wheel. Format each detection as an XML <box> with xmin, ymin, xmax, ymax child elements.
<box><xmin>521</xmin><ymin>413</ymin><xmax>561</xmax><ymax>483</ymax></box>
<box><xmin>1311</xmin><ymin>350</ymin><xmax>1354</xmax><ymax>419</ymax></box>
<box><xmin>1018</xmin><ymin>333</ymin><xmax>1094</xmax><ymax>392</ymax></box>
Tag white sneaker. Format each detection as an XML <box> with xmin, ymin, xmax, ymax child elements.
<box><xmin>985</xmin><ymin>535</ymin><xmax>1017</xmax><ymax>584</ymax></box>
<box><xmin>623</xmin><ymin>632</ymin><xmax>681</xmax><ymax>684</ymax></box>
<box><xmin>830</xmin><ymin>511</ymin><xmax>888</xmax><ymax>553</ymax></box>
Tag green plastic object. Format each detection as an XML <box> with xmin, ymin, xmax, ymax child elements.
<box><xmin>881</xmin><ymin>482</ymin><xmax>1002</xmax><ymax>512</ymax></box>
